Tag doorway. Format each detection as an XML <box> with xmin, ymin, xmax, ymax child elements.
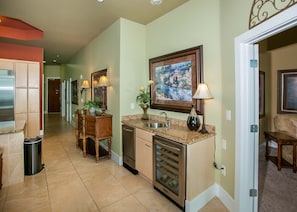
<box><xmin>48</xmin><ymin>78</ymin><xmax>61</xmax><ymax>113</ymax></box>
<box><xmin>234</xmin><ymin>5</ymin><xmax>297</xmax><ymax>212</ymax></box>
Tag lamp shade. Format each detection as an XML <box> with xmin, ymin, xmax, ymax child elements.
<box><xmin>98</xmin><ymin>76</ymin><xmax>110</xmax><ymax>87</ymax></box>
<box><xmin>81</xmin><ymin>80</ymin><xmax>90</xmax><ymax>89</ymax></box>
<box><xmin>193</xmin><ymin>83</ymin><xmax>213</xmax><ymax>99</ymax></box>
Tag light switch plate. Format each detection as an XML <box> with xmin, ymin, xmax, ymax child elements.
<box><xmin>226</xmin><ymin>110</ymin><xmax>231</xmax><ymax>121</ymax></box>
<box><xmin>222</xmin><ymin>139</ymin><xmax>227</xmax><ymax>150</ymax></box>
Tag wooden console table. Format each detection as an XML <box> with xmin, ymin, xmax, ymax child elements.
<box><xmin>76</xmin><ymin>111</ymin><xmax>112</xmax><ymax>162</ymax></box>
<box><xmin>264</xmin><ymin>131</ymin><xmax>297</xmax><ymax>173</ymax></box>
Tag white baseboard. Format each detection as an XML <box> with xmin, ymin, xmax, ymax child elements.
<box><xmin>214</xmin><ymin>183</ymin><xmax>234</xmax><ymax>211</ymax></box>
<box><xmin>100</xmin><ymin>142</ymin><xmax>122</xmax><ymax>166</ymax></box>
<box><xmin>185</xmin><ymin>183</ymin><xmax>234</xmax><ymax>212</ymax></box>
<box><xmin>185</xmin><ymin>185</ymin><xmax>216</xmax><ymax>212</ymax></box>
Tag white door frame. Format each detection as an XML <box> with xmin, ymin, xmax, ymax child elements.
<box><xmin>234</xmin><ymin>5</ymin><xmax>297</xmax><ymax>212</ymax></box>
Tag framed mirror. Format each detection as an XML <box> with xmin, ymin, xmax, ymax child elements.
<box><xmin>91</xmin><ymin>69</ymin><xmax>107</xmax><ymax>108</ymax></box>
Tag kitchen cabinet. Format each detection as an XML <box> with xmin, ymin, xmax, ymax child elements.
<box><xmin>0</xmin><ymin>58</ymin><xmax>40</xmax><ymax>138</ymax></box>
<box><xmin>186</xmin><ymin>136</ymin><xmax>214</xmax><ymax>201</ymax></box>
<box><xmin>136</xmin><ymin>128</ymin><xmax>153</xmax><ymax>182</ymax></box>
<box><xmin>15</xmin><ymin>61</ymin><xmax>40</xmax><ymax>138</ymax></box>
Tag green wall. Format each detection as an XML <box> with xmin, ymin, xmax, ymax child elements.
<box><xmin>65</xmin><ymin>19</ymin><xmax>146</xmax><ymax>157</ymax></box>
<box><xmin>44</xmin><ymin>65</ymin><xmax>61</xmax><ymax>113</ymax></box>
<box><xmin>64</xmin><ymin>0</ymin><xmax>256</xmax><ymax>199</ymax></box>
<box><xmin>146</xmin><ymin>0</ymin><xmax>223</xmax><ymax>190</ymax></box>
<box><xmin>220</xmin><ymin>0</ymin><xmax>253</xmax><ymax>197</ymax></box>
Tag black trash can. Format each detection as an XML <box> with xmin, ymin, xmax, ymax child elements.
<box><xmin>24</xmin><ymin>136</ymin><xmax>44</xmax><ymax>175</ymax></box>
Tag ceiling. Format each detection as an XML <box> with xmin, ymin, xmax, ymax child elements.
<box><xmin>0</xmin><ymin>0</ymin><xmax>188</xmax><ymax>65</ymax></box>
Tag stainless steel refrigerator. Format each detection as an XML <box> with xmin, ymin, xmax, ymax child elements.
<box><xmin>0</xmin><ymin>70</ymin><xmax>15</xmax><ymax>126</ymax></box>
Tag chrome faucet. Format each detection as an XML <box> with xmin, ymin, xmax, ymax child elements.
<box><xmin>160</xmin><ymin>112</ymin><xmax>170</xmax><ymax>128</ymax></box>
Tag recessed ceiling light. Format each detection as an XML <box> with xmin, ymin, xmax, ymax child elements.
<box><xmin>151</xmin><ymin>0</ymin><xmax>162</xmax><ymax>5</ymax></box>
<box><xmin>97</xmin><ymin>0</ymin><xmax>104</xmax><ymax>2</ymax></box>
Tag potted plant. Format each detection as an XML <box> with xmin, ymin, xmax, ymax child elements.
<box><xmin>136</xmin><ymin>80</ymin><xmax>154</xmax><ymax>120</ymax></box>
<box><xmin>83</xmin><ymin>100</ymin><xmax>100</xmax><ymax>114</ymax></box>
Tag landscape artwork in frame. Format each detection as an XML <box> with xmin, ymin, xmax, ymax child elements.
<box><xmin>277</xmin><ymin>69</ymin><xmax>297</xmax><ymax>113</ymax></box>
<box><xmin>91</xmin><ymin>69</ymin><xmax>107</xmax><ymax>107</ymax></box>
<box><xmin>149</xmin><ymin>46</ymin><xmax>203</xmax><ymax>113</ymax></box>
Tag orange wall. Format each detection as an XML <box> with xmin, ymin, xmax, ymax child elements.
<box><xmin>0</xmin><ymin>42</ymin><xmax>43</xmax><ymax>130</ymax></box>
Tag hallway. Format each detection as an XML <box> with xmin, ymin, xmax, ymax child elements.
<box><xmin>0</xmin><ymin>114</ymin><xmax>226</xmax><ymax>211</ymax></box>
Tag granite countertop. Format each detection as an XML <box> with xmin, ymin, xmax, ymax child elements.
<box><xmin>122</xmin><ymin>115</ymin><xmax>215</xmax><ymax>145</ymax></box>
<box><xmin>0</xmin><ymin>120</ymin><xmax>26</xmax><ymax>135</ymax></box>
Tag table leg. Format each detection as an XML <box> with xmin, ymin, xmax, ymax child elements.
<box><xmin>107</xmin><ymin>138</ymin><xmax>111</xmax><ymax>159</ymax></box>
<box><xmin>277</xmin><ymin>143</ymin><xmax>282</xmax><ymax>171</ymax></box>
<box><xmin>265</xmin><ymin>135</ymin><xmax>269</xmax><ymax>160</ymax></box>
<box><xmin>293</xmin><ymin>144</ymin><xmax>297</xmax><ymax>173</ymax></box>
<box><xmin>95</xmin><ymin>140</ymin><xmax>99</xmax><ymax>163</ymax></box>
<box><xmin>82</xmin><ymin>137</ymin><xmax>87</xmax><ymax>157</ymax></box>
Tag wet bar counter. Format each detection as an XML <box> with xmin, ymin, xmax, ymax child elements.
<box><xmin>0</xmin><ymin>120</ymin><xmax>26</xmax><ymax>187</ymax></box>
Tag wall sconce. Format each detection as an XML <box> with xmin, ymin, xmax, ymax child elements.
<box><xmin>80</xmin><ymin>80</ymin><xmax>90</xmax><ymax>105</ymax></box>
<box><xmin>192</xmin><ymin>82</ymin><xmax>213</xmax><ymax>134</ymax></box>
<box><xmin>98</xmin><ymin>76</ymin><xmax>110</xmax><ymax>114</ymax></box>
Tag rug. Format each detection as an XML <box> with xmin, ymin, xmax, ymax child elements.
<box><xmin>258</xmin><ymin>146</ymin><xmax>297</xmax><ymax>212</ymax></box>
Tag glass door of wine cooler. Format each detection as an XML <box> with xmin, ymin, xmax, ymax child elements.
<box><xmin>153</xmin><ymin>135</ymin><xmax>186</xmax><ymax>208</ymax></box>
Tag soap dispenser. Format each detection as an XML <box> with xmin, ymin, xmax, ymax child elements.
<box><xmin>187</xmin><ymin>105</ymin><xmax>200</xmax><ymax>131</ymax></box>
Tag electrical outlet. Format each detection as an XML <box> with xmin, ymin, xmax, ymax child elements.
<box><xmin>222</xmin><ymin>139</ymin><xmax>227</xmax><ymax>150</ymax></box>
<box><xmin>221</xmin><ymin>165</ymin><xmax>226</xmax><ymax>176</ymax></box>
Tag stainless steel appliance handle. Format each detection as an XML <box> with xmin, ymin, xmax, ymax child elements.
<box><xmin>123</xmin><ymin>127</ymin><xmax>133</xmax><ymax>132</ymax></box>
<box><xmin>156</xmin><ymin>141</ymin><xmax>181</xmax><ymax>152</ymax></box>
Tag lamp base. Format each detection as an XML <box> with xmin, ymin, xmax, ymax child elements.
<box><xmin>199</xmin><ymin>124</ymin><xmax>208</xmax><ymax>134</ymax></box>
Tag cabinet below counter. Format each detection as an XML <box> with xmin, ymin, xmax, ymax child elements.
<box><xmin>0</xmin><ymin>120</ymin><xmax>26</xmax><ymax>187</ymax></box>
<box><xmin>122</xmin><ymin>115</ymin><xmax>215</xmax><ymax>209</ymax></box>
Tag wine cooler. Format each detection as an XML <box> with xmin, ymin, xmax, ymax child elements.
<box><xmin>153</xmin><ymin>135</ymin><xmax>186</xmax><ymax>209</ymax></box>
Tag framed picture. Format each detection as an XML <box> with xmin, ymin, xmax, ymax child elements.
<box><xmin>277</xmin><ymin>69</ymin><xmax>297</xmax><ymax>113</ymax></box>
<box><xmin>91</xmin><ymin>69</ymin><xmax>107</xmax><ymax>107</ymax></box>
<box><xmin>259</xmin><ymin>71</ymin><xmax>265</xmax><ymax>118</ymax></box>
<box><xmin>149</xmin><ymin>46</ymin><xmax>203</xmax><ymax>113</ymax></box>
<box><xmin>71</xmin><ymin>80</ymin><xmax>78</xmax><ymax>105</ymax></box>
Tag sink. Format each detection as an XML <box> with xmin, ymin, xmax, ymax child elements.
<box><xmin>146</xmin><ymin>122</ymin><xmax>167</xmax><ymax>129</ymax></box>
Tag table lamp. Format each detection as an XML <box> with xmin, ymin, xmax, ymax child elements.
<box><xmin>98</xmin><ymin>76</ymin><xmax>110</xmax><ymax>114</ymax></box>
<box><xmin>192</xmin><ymin>82</ymin><xmax>213</xmax><ymax>134</ymax></box>
<box><xmin>80</xmin><ymin>80</ymin><xmax>90</xmax><ymax>105</ymax></box>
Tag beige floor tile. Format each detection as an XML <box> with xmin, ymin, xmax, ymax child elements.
<box><xmin>4</xmin><ymin>187</ymin><xmax>50</xmax><ymax>212</ymax></box>
<box><xmin>7</xmin><ymin>171</ymin><xmax>47</xmax><ymax>196</ymax></box>
<box><xmin>45</xmin><ymin>166</ymin><xmax>78</xmax><ymax>185</ymax></box>
<box><xmin>101</xmin><ymin>195</ymin><xmax>146</xmax><ymax>212</ymax></box>
<box><xmin>199</xmin><ymin>197</ymin><xmax>229</xmax><ymax>212</ymax></box>
<box><xmin>88</xmin><ymin>181</ymin><xmax>129</xmax><ymax>208</ymax></box>
<box><xmin>47</xmin><ymin>178</ymin><xmax>88</xmax><ymax>203</ymax></box>
<box><xmin>44</xmin><ymin>157</ymin><xmax>74</xmax><ymax>172</ymax></box>
<box><xmin>1</xmin><ymin>114</ymin><xmax>226</xmax><ymax>212</ymax></box>
<box><xmin>50</xmin><ymin>194</ymin><xmax>98</xmax><ymax>212</ymax></box>
<box><xmin>133</xmin><ymin>188</ymin><xmax>179</xmax><ymax>211</ymax></box>
<box><xmin>118</xmin><ymin>172</ymin><xmax>152</xmax><ymax>194</ymax></box>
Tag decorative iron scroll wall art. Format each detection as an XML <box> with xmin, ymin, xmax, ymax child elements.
<box><xmin>149</xmin><ymin>46</ymin><xmax>203</xmax><ymax>113</ymax></box>
<box><xmin>249</xmin><ymin>0</ymin><xmax>297</xmax><ymax>29</ymax></box>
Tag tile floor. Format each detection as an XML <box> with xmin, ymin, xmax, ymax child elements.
<box><xmin>0</xmin><ymin>114</ymin><xmax>228</xmax><ymax>212</ymax></box>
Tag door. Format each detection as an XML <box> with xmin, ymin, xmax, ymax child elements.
<box><xmin>48</xmin><ymin>79</ymin><xmax>61</xmax><ymax>113</ymax></box>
